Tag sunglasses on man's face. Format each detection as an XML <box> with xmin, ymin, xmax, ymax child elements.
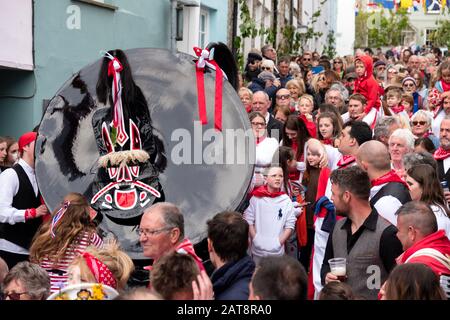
<box><xmin>411</xmin><ymin>121</ymin><xmax>427</xmax><ymax>126</ymax></box>
<box><xmin>261</xmin><ymin>67</ymin><xmax>272</xmax><ymax>71</ymax></box>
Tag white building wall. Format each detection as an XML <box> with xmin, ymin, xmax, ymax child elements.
<box><xmin>335</xmin><ymin>0</ymin><xmax>356</xmax><ymax>56</ymax></box>
<box><xmin>0</xmin><ymin>0</ymin><xmax>34</xmax><ymax>70</ymax></box>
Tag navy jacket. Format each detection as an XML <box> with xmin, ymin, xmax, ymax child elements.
<box><xmin>247</xmin><ymin>78</ymin><xmax>278</xmax><ymax>101</ymax></box>
<box><xmin>211</xmin><ymin>255</ymin><xmax>255</xmax><ymax>300</ymax></box>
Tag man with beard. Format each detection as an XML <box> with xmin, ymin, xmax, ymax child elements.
<box><xmin>320</xmin><ymin>166</ymin><xmax>403</xmax><ymax>300</ymax></box>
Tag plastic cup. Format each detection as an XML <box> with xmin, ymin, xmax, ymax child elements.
<box><xmin>328</xmin><ymin>257</ymin><xmax>347</xmax><ymax>281</ymax></box>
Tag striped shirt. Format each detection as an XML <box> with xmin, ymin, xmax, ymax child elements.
<box><xmin>39</xmin><ymin>231</ymin><xmax>103</xmax><ymax>293</ymax></box>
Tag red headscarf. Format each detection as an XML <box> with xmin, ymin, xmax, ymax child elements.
<box><xmin>82</xmin><ymin>252</ymin><xmax>117</xmax><ymax>289</ymax></box>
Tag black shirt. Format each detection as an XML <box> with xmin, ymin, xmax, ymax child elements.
<box><xmin>320</xmin><ymin>209</ymin><xmax>403</xmax><ymax>285</ymax></box>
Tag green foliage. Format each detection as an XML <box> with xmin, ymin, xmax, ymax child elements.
<box><xmin>277</xmin><ymin>1</ymin><xmax>325</xmax><ymax>56</ymax></box>
<box><xmin>323</xmin><ymin>31</ymin><xmax>337</xmax><ymax>59</ymax></box>
<box><xmin>430</xmin><ymin>20</ymin><xmax>450</xmax><ymax>48</ymax></box>
<box><xmin>235</xmin><ymin>0</ymin><xmax>325</xmax><ymax>70</ymax></box>
<box><xmin>355</xmin><ymin>8</ymin><xmax>412</xmax><ymax>48</ymax></box>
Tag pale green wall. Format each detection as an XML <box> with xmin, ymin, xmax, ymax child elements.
<box><xmin>0</xmin><ymin>0</ymin><xmax>171</xmax><ymax>138</ymax></box>
<box><xmin>202</xmin><ymin>0</ymin><xmax>228</xmax><ymax>44</ymax></box>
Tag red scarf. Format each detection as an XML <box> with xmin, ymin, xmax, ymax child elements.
<box><xmin>299</xmin><ymin>114</ymin><xmax>317</xmax><ymax>138</ymax></box>
<box><xmin>434</xmin><ymin>147</ymin><xmax>450</xmax><ymax>160</ymax></box>
<box><xmin>441</xmin><ymin>79</ymin><xmax>450</xmax><ymax>93</ymax></box>
<box><xmin>176</xmin><ymin>238</ymin><xmax>205</xmax><ymax>272</ymax></box>
<box><xmin>82</xmin><ymin>252</ymin><xmax>117</xmax><ymax>289</ymax></box>
<box><xmin>245</xmin><ymin>104</ymin><xmax>252</xmax><ymax>113</ymax></box>
<box><xmin>337</xmin><ymin>155</ymin><xmax>355</xmax><ymax>168</ymax></box>
<box><xmin>371</xmin><ymin>170</ymin><xmax>408</xmax><ymax>189</ymax></box>
<box><xmin>321</xmin><ymin>139</ymin><xmax>333</xmax><ymax>146</ymax></box>
<box><xmin>251</xmin><ymin>185</ymin><xmax>286</xmax><ymax>198</ymax></box>
<box><xmin>390</xmin><ymin>104</ymin><xmax>404</xmax><ymax>114</ymax></box>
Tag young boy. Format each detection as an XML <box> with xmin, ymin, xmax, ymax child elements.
<box><xmin>244</xmin><ymin>166</ymin><xmax>296</xmax><ymax>265</ymax></box>
<box><xmin>353</xmin><ymin>55</ymin><xmax>382</xmax><ymax>128</ymax></box>
<box><xmin>386</xmin><ymin>88</ymin><xmax>410</xmax><ymax>128</ymax></box>
<box><xmin>401</xmin><ymin>93</ymin><xmax>414</xmax><ymax>118</ymax></box>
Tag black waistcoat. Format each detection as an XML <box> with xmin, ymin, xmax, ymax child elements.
<box><xmin>0</xmin><ymin>164</ymin><xmax>41</xmax><ymax>249</ymax></box>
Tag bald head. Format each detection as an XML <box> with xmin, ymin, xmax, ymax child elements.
<box><xmin>357</xmin><ymin>140</ymin><xmax>391</xmax><ymax>171</ymax></box>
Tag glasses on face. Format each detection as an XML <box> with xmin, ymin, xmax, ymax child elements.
<box><xmin>319</xmin><ymin>77</ymin><xmax>326</xmax><ymax>81</ymax></box>
<box><xmin>2</xmin><ymin>291</ymin><xmax>28</xmax><ymax>300</ymax></box>
<box><xmin>411</xmin><ymin>121</ymin><xmax>427</xmax><ymax>126</ymax></box>
<box><xmin>251</xmin><ymin>121</ymin><xmax>266</xmax><ymax>127</ymax></box>
<box><xmin>276</xmin><ymin>94</ymin><xmax>290</xmax><ymax>100</ymax></box>
<box><xmin>261</xmin><ymin>67</ymin><xmax>272</xmax><ymax>71</ymax></box>
<box><xmin>403</xmin><ymin>83</ymin><xmax>415</xmax><ymax>88</ymax></box>
<box><xmin>333</xmin><ymin>61</ymin><xmax>342</xmax><ymax>64</ymax></box>
<box><xmin>302</xmin><ymin>58</ymin><xmax>311</xmax><ymax>62</ymax></box>
<box><xmin>388</xmin><ymin>70</ymin><xmax>398</xmax><ymax>74</ymax></box>
<box><xmin>137</xmin><ymin>227</ymin><xmax>172</xmax><ymax>237</ymax></box>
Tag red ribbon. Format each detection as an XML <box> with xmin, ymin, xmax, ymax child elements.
<box><xmin>193</xmin><ymin>47</ymin><xmax>223</xmax><ymax>131</ymax></box>
<box><xmin>107</xmin><ymin>57</ymin><xmax>128</xmax><ymax>146</ymax></box>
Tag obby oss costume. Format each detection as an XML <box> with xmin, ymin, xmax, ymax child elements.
<box><xmin>35</xmin><ymin>45</ymin><xmax>253</xmax><ymax>269</ymax></box>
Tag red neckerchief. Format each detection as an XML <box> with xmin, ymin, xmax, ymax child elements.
<box><xmin>434</xmin><ymin>147</ymin><xmax>450</xmax><ymax>160</ymax></box>
<box><xmin>390</xmin><ymin>104</ymin><xmax>404</xmax><ymax>114</ymax></box>
<box><xmin>371</xmin><ymin>169</ymin><xmax>408</xmax><ymax>189</ymax></box>
<box><xmin>321</xmin><ymin>139</ymin><xmax>333</xmax><ymax>146</ymax></box>
<box><xmin>251</xmin><ymin>185</ymin><xmax>286</xmax><ymax>198</ymax></box>
<box><xmin>245</xmin><ymin>104</ymin><xmax>252</xmax><ymax>113</ymax></box>
<box><xmin>441</xmin><ymin>79</ymin><xmax>450</xmax><ymax>93</ymax></box>
<box><xmin>337</xmin><ymin>155</ymin><xmax>355</xmax><ymax>168</ymax></box>
<box><xmin>256</xmin><ymin>135</ymin><xmax>266</xmax><ymax>145</ymax></box>
<box><xmin>175</xmin><ymin>238</ymin><xmax>205</xmax><ymax>271</ymax></box>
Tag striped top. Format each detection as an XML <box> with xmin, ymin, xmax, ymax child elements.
<box><xmin>39</xmin><ymin>231</ymin><xmax>103</xmax><ymax>293</ymax></box>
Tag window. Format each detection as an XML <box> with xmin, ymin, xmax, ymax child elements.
<box><xmin>425</xmin><ymin>29</ymin><xmax>436</xmax><ymax>46</ymax></box>
<box><xmin>176</xmin><ymin>7</ymin><xmax>183</xmax><ymax>41</ymax></box>
<box><xmin>199</xmin><ymin>10</ymin><xmax>209</xmax><ymax>48</ymax></box>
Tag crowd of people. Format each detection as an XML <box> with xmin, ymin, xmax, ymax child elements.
<box><xmin>1</xmin><ymin>44</ymin><xmax>450</xmax><ymax>301</ymax></box>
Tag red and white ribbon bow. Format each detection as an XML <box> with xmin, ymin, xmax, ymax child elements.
<box><xmin>50</xmin><ymin>200</ymin><xmax>70</xmax><ymax>238</ymax></box>
<box><xmin>104</xmin><ymin>51</ymin><xmax>129</xmax><ymax>146</ymax></box>
<box><xmin>193</xmin><ymin>47</ymin><xmax>224</xmax><ymax>131</ymax></box>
